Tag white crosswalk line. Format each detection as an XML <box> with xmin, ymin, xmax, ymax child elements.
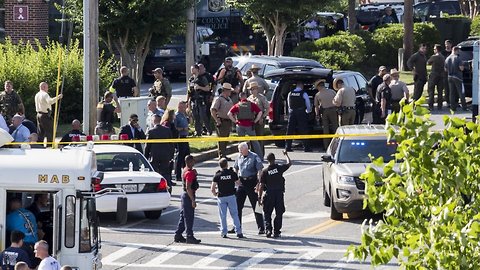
<box><xmin>192</xmin><ymin>247</ymin><xmax>235</xmax><ymax>268</ymax></box>
<box><xmin>101</xmin><ymin>246</ymin><xmax>137</xmax><ymax>264</ymax></box>
<box><xmin>236</xmin><ymin>249</ymin><xmax>276</xmax><ymax>269</ymax></box>
<box><xmin>281</xmin><ymin>250</ymin><xmax>324</xmax><ymax>269</ymax></box>
<box><xmin>144</xmin><ymin>246</ymin><xmax>188</xmax><ymax>266</ymax></box>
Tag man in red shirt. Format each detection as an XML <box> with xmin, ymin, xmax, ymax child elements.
<box><xmin>174</xmin><ymin>155</ymin><xmax>201</xmax><ymax>244</ymax></box>
<box><xmin>227</xmin><ymin>92</ymin><xmax>263</xmax><ymax>158</ymax></box>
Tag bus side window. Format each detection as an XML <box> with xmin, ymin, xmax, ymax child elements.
<box><xmin>65</xmin><ymin>196</ymin><xmax>75</xmax><ymax>248</ymax></box>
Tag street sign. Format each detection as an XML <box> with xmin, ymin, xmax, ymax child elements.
<box><xmin>13</xmin><ymin>5</ymin><xmax>29</xmax><ymax>22</ymax></box>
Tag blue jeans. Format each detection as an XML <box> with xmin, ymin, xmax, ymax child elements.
<box><xmin>175</xmin><ymin>192</ymin><xmax>195</xmax><ymax>238</ymax></box>
<box><xmin>217</xmin><ymin>195</ymin><xmax>242</xmax><ymax>235</ymax></box>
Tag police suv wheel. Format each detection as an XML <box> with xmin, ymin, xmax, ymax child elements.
<box><xmin>330</xmin><ymin>188</ymin><xmax>343</xmax><ymax>220</ymax></box>
<box><xmin>144</xmin><ymin>210</ymin><xmax>163</xmax><ymax>219</ymax></box>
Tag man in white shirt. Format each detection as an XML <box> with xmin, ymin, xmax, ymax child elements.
<box><xmin>34</xmin><ymin>240</ymin><xmax>60</xmax><ymax>270</ymax></box>
<box><xmin>34</xmin><ymin>82</ymin><xmax>63</xmax><ymax>147</ymax></box>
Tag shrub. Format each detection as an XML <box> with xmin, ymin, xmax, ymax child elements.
<box><xmin>471</xmin><ymin>16</ymin><xmax>480</xmax><ymax>36</ymax></box>
<box><xmin>292</xmin><ymin>31</ymin><xmax>366</xmax><ymax>70</ymax></box>
<box><xmin>0</xmin><ymin>39</ymin><xmax>116</xmax><ymax>123</ymax></box>
<box><xmin>372</xmin><ymin>23</ymin><xmax>440</xmax><ymax>68</ymax></box>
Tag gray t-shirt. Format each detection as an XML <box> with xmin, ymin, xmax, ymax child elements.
<box><xmin>445</xmin><ymin>54</ymin><xmax>464</xmax><ymax>80</ymax></box>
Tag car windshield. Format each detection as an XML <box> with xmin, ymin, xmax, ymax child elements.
<box><xmin>337</xmin><ymin>139</ymin><xmax>397</xmax><ymax>163</ymax></box>
<box><xmin>96</xmin><ymin>152</ymin><xmax>152</xmax><ymax>172</ymax></box>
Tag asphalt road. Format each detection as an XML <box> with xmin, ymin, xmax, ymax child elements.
<box><xmin>99</xmin><ymin>144</ymin><xmax>399</xmax><ymax>270</ymax></box>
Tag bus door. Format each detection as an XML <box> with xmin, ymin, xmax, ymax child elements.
<box><xmin>0</xmin><ymin>188</ymin><xmax>5</xmax><ymax>251</ymax></box>
<box><xmin>52</xmin><ymin>191</ymin><xmax>62</xmax><ymax>257</ymax></box>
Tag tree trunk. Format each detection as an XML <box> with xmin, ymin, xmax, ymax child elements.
<box><xmin>258</xmin><ymin>18</ymin><xmax>274</xmax><ymax>56</ymax></box>
<box><xmin>403</xmin><ymin>0</ymin><xmax>414</xmax><ymax>71</ymax></box>
<box><xmin>269</xmin><ymin>11</ymin><xmax>288</xmax><ymax>56</ymax></box>
<box><xmin>348</xmin><ymin>0</ymin><xmax>357</xmax><ymax>33</ymax></box>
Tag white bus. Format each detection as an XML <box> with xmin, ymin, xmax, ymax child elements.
<box><xmin>0</xmin><ymin>133</ymin><xmax>126</xmax><ymax>270</ymax></box>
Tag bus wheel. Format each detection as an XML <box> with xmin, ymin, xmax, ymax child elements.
<box><xmin>144</xmin><ymin>210</ymin><xmax>162</xmax><ymax>219</ymax></box>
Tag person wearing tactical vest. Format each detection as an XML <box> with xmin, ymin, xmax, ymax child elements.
<box><xmin>198</xmin><ymin>64</ymin><xmax>215</xmax><ymax>129</ymax></box>
<box><xmin>0</xmin><ymin>81</ymin><xmax>24</xmax><ymax>124</ymax></box>
<box><xmin>216</xmin><ymin>57</ymin><xmax>244</xmax><ymax>104</ymax></box>
<box><xmin>285</xmin><ymin>81</ymin><xmax>312</xmax><ymax>152</ymax></box>
<box><xmin>227</xmin><ymin>92</ymin><xmax>263</xmax><ymax>158</ymax></box>
<box><xmin>259</xmin><ymin>151</ymin><xmax>292</xmax><ymax>238</ymax></box>
<box><xmin>174</xmin><ymin>155</ymin><xmax>201</xmax><ymax>244</ymax></box>
<box><xmin>187</xmin><ymin>64</ymin><xmax>212</xmax><ymax>137</ymax></box>
<box><xmin>210</xmin><ymin>158</ymin><xmax>244</xmax><ymax>238</ymax></box>
<box><xmin>149</xmin><ymin>68</ymin><xmax>173</xmax><ymax>105</ymax></box>
<box><xmin>109</xmin><ymin>66</ymin><xmax>138</xmax><ymax>98</ymax></box>
<box><xmin>95</xmin><ymin>92</ymin><xmax>116</xmax><ymax>136</ymax></box>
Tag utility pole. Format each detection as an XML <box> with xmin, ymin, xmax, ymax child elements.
<box><xmin>83</xmin><ymin>0</ymin><xmax>99</xmax><ymax>135</ymax></box>
<box><xmin>185</xmin><ymin>0</ymin><xmax>196</xmax><ymax>86</ymax></box>
<box><xmin>403</xmin><ymin>0</ymin><xmax>413</xmax><ymax>71</ymax></box>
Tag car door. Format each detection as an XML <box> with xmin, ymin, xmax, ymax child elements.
<box><xmin>324</xmin><ymin>137</ymin><xmax>340</xmax><ymax>197</ymax></box>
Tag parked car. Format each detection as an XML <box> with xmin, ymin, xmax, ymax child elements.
<box><xmin>88</xmin><ymin>144</ymin><xmax>171</xmax><ymax>220</ymax></box>
<box><xmin>355</xmin><ymin>2</ymin><xmax>404</xmax><ymax>30</ymax></box>
<box><xmin>457</xmin><ymin>37</ymin><xmax>479</xmax><ymax>97</ymax></box>
<box><xmin>215</xmin><ymin>55</ymin><xmax>324</xmax><ymax>100</ymax></box>
<box><xmin>413</xmin><ymin>0</ymin><xmax>461</xmax><ymax>22</ymax></box>
<box><xmin>264</xmin><ymin>66</ymin><xmax>373</xmax><ymax>144</ymax></box>
<box><xmin>321</xmin><ymin>124</ymin><xmax>398</xmax><ymax>220</ymax></box>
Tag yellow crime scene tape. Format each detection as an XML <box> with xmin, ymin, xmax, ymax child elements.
<box><xmin>5</xmin><ymin>132</ymin><xmax>388</xmax><ymax>146</ymax></box>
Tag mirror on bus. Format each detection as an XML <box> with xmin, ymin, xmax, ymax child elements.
<box><xmin>116</xmin><ymin>197</ymin><xmax>128</xmax><ymax>225</ymax></box>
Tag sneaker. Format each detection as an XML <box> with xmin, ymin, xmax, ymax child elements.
<box><xmin>258</xmin><ymin>230</ymin><xmax>265</xmax><ymax>235</ymax></box>
<box><xmin>266</xmin><ymin>231</ymin><xmax>272</xmax><ymax>238</ymax></box>
<box><xmin>273</xmin><ymin>233</ymin><xmax>281</xmax><ymax>238</ymax></box>
<box><xmin>237</xmin><ymin>234</ymin><xmax>245</xmax><ymax>238</ymax></box>
<box><xmin>186</xmin><ymin>237</ymin><xmax>201</xmax><ymax>244</ymax></box>
<box><xmin>227</xmin><ymin>228</ymin><xmax>236</xmax><ymax>234</ymax></box>
<box><xmin>174</xmin><ymin>235</ymin><xmax>186</xmax><ymax>243</ymax></box>
<box><xmin>222</xmin><ymin>234</ymin><xmax>228</xmax><ymax>238</ymax></box>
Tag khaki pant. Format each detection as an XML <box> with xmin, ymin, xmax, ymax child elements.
<box><xmin>254</xmin><ymin>120</ymin><xmax>265</xmax><ymax>158</ymax></box>
<box><xmin>216</xmin><ymin>119</ymin><xmax>231</xmax><ymax>158</ymax></box>
<box><xmin>321</xmin><ymin>108</ymin><xmax>338</xmax><ymax>149</ymax></box>
<box><xmin>340</xmin><ymin>109</ymin><xmax>355</xmax><ymax>126</ymax></box>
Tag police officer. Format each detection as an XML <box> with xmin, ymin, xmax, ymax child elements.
<box><xmin>210</xmin><ymin>83</ymin><xmax>234</xmax><ymax>160</ymax></box>
<box><xmin>314</xmin><ymin>79</ymin><xmax>338</xmax><ymax>150</ymax></box>
<box><xmin>216</xmin><ymin>57</ymin><xmax>244</xmax><ymax>104</ymax></box>
<box><xmin>285</xmin><ymin>81</ymin><xmax>312</xmax><ymax>152</ymax></box>
<box><xmin>110</xmin><ymin>66</ymin><xmax>137</xmax><ymax>98</ymax></box>
<box><xmin>227</xmin><ymin>92</ymin><xmax>263</xmax><ymax>158</ymax></box>
<box><xmin>258</xmin><ymin>151</ymin><xmax>291</xmax><ymax>238</ymax></box>
<box><xmin>243</xmin><ymin>64</ymin><xmax>270</xmax><ymax>96</ymax></box>
<box><xmin>333</xmin><ymin>78</ymin><xmax>356</xmax><ymax>126</ymax></box>
<box><xmin>376</xmin><ymin>74</ymin><xmax>393</xmax><ymax>124</ymax></box>
<box><xmin>149</xmin><ymin>68</ymin><xmax>173</xmax><ymax>105</ymax></box>
<box><xmin>231</xmin><ymin>142</ymin><xmax>265</xmax><ymax>234</ymax></box>
<box><xmin>187</xmin><ymin>64</ymin><xmax>211</xmax><ymax>137</ymax></box>
<box><xmin>0</xmin><ymin>80</ymin><xmax>24</xmax><ymax>124</ymax></box>
<box><xmin>427</xmin><ymin>44</ymin><xmax>445</xmax><ymax>110</ymax></box>
<box><xmin>174</xmin><ymin>155</ymin><xmax>201</xmax><ymax>244</ymax></box>
<box><xmin>95</xmin><ymin>92</ymin><xmax>116</xmax><ymax>136</ymax></box>
<box><xmin>210</xmin><ymin>158</ymin><xmax>244</xmax><ymax>238</ymax></box>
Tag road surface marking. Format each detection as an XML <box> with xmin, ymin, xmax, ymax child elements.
<box><xmin>281</xmin><ymin>250</ymin><xmax>324</xmax><ymax>269</ymax></box>
<box><xmin>236</xmin><ymin>249</ymin><xmax>276</xmax><ymax>269</ymax></box>
<box><xmin>299</xmin><ymin>219</ymin><xmax>341</xmax><ymax>235</ymax></box>
<box><xmin>192</xmin><ymin>248</ymin><xmax>235</xmax><ymax>268</ymax></box>
<box><xmin>101</xmin><ymin>246</ymin><xmax>137</xmax><ymax>264</ymax></box>
<box><xmin>145</xmin><ymin>246</ymin><xmax>188</xmax><ymax>266</ymax></box>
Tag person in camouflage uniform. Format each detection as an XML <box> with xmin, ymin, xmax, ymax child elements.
<box><xmin>0</xmin><ymin>81</ymin><xmax>24</xmax><ymax>124</ymax></box>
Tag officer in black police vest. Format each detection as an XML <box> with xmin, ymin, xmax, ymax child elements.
<box><xmin>285</xmin><ymin>81</ymin><xmax>312</xmax><ymax>152</ymax></box>
<box><xmin>258</xmin><ymin>150</ymin><xmax>291</xmax><ymax>238</ymax></box>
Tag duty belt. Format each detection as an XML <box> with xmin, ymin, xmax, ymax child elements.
<box><xmin>240</xmin><ymin>176</ymin><xmax>257</xmax><ymax>181</ymax></box>
<box><xmin>342</xmin><ymin>106</ymin><xmax>355</xmax><ymax>110</ymax></box>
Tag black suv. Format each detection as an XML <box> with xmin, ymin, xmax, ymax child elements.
<box><xmin>413</xmin><ymin>0</ymin><xmax>461</xmax><ymax>22</ymax></box>
<box><xmin>457</xmin><ymin>37</ymin><xmax>479</xmax><ymax>97</ymax></box>
<box><xmin>265</xmin><ymin>67</ymin><xmax>373</xmax><ymax>143</ymax></box>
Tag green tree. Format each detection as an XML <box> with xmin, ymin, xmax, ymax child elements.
<box><xmin>228</xmin><ymin>0</ymin><xmax>334</xmax><ymax>56</ymax></box>
<box><xmin>348</xmin><ymin>99</ymin><xmax>480</xmax><ymax>268</ymax></box>
<box><xmin>65</xmin><ymin>0</ymin><xmax>189</xmax><ymax>84</ymax></box>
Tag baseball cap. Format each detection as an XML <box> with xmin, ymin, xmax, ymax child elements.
<box><xmin>153</xmin><ymin>68</ymin><xmax>163</xmax><ymax>74</ymax></box>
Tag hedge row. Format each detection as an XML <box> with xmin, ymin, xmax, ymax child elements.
<box><xmin>0</xmin><ymin>39</ymin><xmax>117</xmax><ymax>123</ymax></box>
<box><xmin>292</xmin><ymin>23</ymin><xmax>440</xmax><ymax>70</ymax></box>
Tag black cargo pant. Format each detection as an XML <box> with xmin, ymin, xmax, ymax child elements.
<box><xmin>263</xmin><ymin>190</ymin><xmax>285</xmax><ymax>235</ymax></box>
<box><xmin>412</xmin><ymin>76</ymin><xmax>427</xmax><ymax>101</ymax></box>
<box><xmin>428</xmin><ymin>73</ymin><xmax>444</xmax><ymax>109</ymax></box>
<box><xmin>285</xmin><ymin>108</ymin><xmax>310</xmax><ymax>151</ymax></box>
<box><xmin>236</xmin><ymin>177</ymin><xmax>265</xmax><ymax>231</ymax></box>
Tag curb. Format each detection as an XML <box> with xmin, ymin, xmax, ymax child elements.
<box><xmin>191</xmin><ymin>143</ymin><xmax>238</xmax><ymax>163</ymax></box>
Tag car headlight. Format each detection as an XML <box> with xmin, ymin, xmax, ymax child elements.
<box><xmin>337</xmin><ymin>176</ymin><xmax>355</xmax><ymax>185</ymax></box>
